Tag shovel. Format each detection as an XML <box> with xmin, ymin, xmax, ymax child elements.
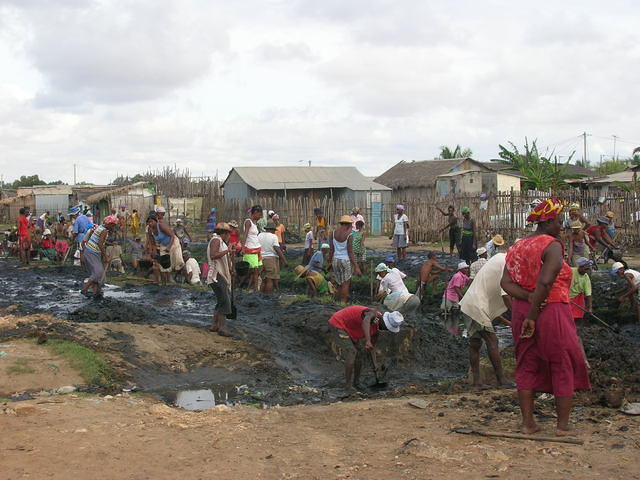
<box><xmin>368</xmin><ymin>349</ymin><xmax>388</xmax><ymax>389</ymax></box>
<box><xmin>570</xmin><ymin>301</ymin><xmax>620</xmax><ymax>334</ymax></box>
<box><xmin>226</xmin><ymin>277</ymin><xmax>237</xmax><ymax>320</ymax></box>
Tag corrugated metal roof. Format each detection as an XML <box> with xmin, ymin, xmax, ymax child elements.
<box><xmin>225</xmin><ymin>167</ymin><xmax>390</xmax><ymax>191</ymax></box>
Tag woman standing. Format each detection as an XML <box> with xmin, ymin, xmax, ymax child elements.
<box><xmin>207</xmin><ymin>222</ymin><xmax>235</xmax><ymax>336</ymax></box>
<box><xmin>80</xmin><ymin>215</ymin><xmax>118</xmax><ymax>298</ymax></box>
<box><xmin>146</xmin><ymin>212</ymin><xmax>186</xmax><ymax>286</ymax></box>
<box><xmin>501</xmin><ymin>198</ymin><xmax>589</xmax><ymax>436</ymax></box>
<box><xmin>437</xmin><ymin>205</ymin><xmax>460</xmax><ymax>255</ymax></box>
<box><xmin>242</xmin><ymin>205</ymin><xmax>263</xmax><ymax>291</ymax></box>
<box><xmin>459</xmin><ymin>206</ymin><xmax>477</xmax><ymax>264</ymax></box>
<box><xmin>392</xmin><ymin>205</ymin><xmax>409</xmax><ymax>260</ymax></box>
<box><xmin>205</xmin><ymin>208</ymin><xmax>217</xmax><ymax>236</ymax></box>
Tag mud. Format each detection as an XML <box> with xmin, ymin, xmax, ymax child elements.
<box><xmin>1</xmin><ymin>250</ymin><xmax>639</xmax><ymax>408</ymax></box>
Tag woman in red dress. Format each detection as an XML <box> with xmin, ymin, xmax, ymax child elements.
<box><xmin>501</xmin><ymin>198</ymin><xmax>590</xmax><ymax>436</ymax></box>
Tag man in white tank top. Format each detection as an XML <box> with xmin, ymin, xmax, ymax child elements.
<box><xmin>611</xmin><ymin>262</ymin><xmax>640</xmax><ymax>322</ymax></box>
<box><xmin>329</xmin><ymin>215</ymin><xmax>362</xmax><ymax>303</ymax></box>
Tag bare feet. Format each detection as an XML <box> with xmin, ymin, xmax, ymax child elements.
<box><xmin>555</xmin><ymin>427</ymin><xmax>579</xmax><ymax>437</ymax></box>
<box><xmin>521</xmin><ymin>424</ymin><xmax>541</xmax><ymax>434</ymax></box>
<box><xmin>209</xmin><ymin>325</ymin><xmax>219</xmax><ymax>332</ymax></box>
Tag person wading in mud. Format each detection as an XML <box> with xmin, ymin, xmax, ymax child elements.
<box><xmin>437</xmin><ymin>205</ymin><xmax>460</xmax><ymax>255</ymax></box>
<box><xmin>242</xmin><ymin>205</ymin><xmax>263</xmax><ymax>291</ymax></box>
<box><xmin>417</xmin><ymin>251</ymin><xmax>452</xmax><ymax>299</ymax></box>
<box><xmin>328</xmin><ymin>306</ymin><xmax>404</xmax><ymax>394</ymax></box>
<box><xmin>329</xmin><ymin>215</ymin><xmax>362</xmax><ymax>303</ymax></box>
<box><xmin>314</xmin><ymin>208</ymin><xmax>328</xmax><ymax>248</ymax></box>
<box><xmin>146</xmin><ymin>211</ymin><xmax>186</xmax><ymax>286</ymax></box>
<box><xmin>501</xmin><ymin>198</ymin><xmax>590</xmax><ymax>436</ymax></box>
<box><xmin>459</xmin><ymin>253</ymin><xmax>513</xmax><ymax>389</ymax></box>
<box><xmin>459</xmin><ymin>206</ymin><xmax>477</xmax><ymax>265</ymax></box>
<box><xmin>207</xmin><ymin>222</ymin><xmax>235</xmax><ymax>336</ymax></box>
<box><xmin>80</xmin><ymin>215</ymin><xmax>119</xmax><ymax>298</ymax></box>
<box><xmin>17</xmin><ymin>207</ymin><xmax>31</xmax><ymax>265</ymax></box>
<box><xmin>611</xmin><ymin>261</ymin><xmax>640</xmax><ymax>323</ymax></box>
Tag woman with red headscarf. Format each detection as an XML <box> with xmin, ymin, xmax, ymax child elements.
<box><xmin>501</xmin><ymin>198</ymin><xmax>590</xmax><ymax>437</ymax></box>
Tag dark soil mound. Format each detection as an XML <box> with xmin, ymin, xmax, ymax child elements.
<box><xmin>68</xmin><ymin>297</ymin><xmax>154</xmax><ymax>324</ymax></box>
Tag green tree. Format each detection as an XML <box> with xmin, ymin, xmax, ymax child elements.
<box><xmin>439</xmin><ymin>145</ymin><xmax>473</xmax><ymax>159</ymax></box>
<box><xmin>10</xmin><ymin>175</ymin><xmax>47</xmax><ymax>188</ymax></box>
<box><xmin>47</xmin><ymin>180</ymin><xmax>66</xmax><ymax>185</ymax></box>
<box><xmin>597</xmin><ymin>158</ymin><xmax>628</xmax><ymax>175</ymax></box>
<box><xmin>496</xmin><ymin>138</ymin><xmax>581</xmax><ymax>191</ymax></box>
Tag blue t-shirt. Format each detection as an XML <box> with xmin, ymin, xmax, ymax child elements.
<box><xmin>307</xmin><ymin>251</ymin><xmax>324</xmax><ymax>272</ymax></box>
<box><xmin>73</xmin><ymin>215</ymin><xmax>91</xmax><ymax>243</ymax></box>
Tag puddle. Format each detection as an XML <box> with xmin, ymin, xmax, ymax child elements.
<box><xmin>171</xmin><ymin>387</ymin><xmax>241</xmax><ymax>411</ymax></box>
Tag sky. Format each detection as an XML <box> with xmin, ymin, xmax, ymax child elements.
<box><xmin>1</xmin><ymin>0</ymin><xmax>639</xmax><ymax>185</ymax></box>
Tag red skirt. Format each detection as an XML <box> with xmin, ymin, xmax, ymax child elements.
<box><xmin>511</xmin><ymin>299</ymin><xmax>590</xmax><ymax>397</ymax></box>
<box><xmin>570</xmin><ymin>293</ymin><xmax>585</xmax><ymax>319</ymax></box>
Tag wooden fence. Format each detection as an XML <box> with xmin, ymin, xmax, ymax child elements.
<box><xmin>198</xmin><ymin>189</ymin><xmax>640</xmax><ymax>246</ymax></box>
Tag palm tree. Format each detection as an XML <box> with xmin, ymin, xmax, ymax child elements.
<box><xmin>439</xmin><ymin>145</ymin><xmax>473</xmax><ymax>159</ymax></box>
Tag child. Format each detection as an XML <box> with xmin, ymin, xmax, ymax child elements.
<box><xmin>352</xmin><ymin>220</ymin><xmax>366</xmax><ymax>273</ymax></box>
<box><xmin>441</xmin><ymin>262</ymin><xmax>470</xmax><ymax>334</ymax></box>
<box><xmin>303</xmin><ymin>223</ymin><xmax>314</xmax><ymax>264</ymax></box>
<box><xmin>129</xmin><ymin>237</ymin><xmax>143</xmax><ymax>272</ymax></box>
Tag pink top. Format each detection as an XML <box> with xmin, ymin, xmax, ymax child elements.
<box><xmin>445</xmin><ymin>271</ymin><xmax>469</xmax><ymax>302</ymax></box>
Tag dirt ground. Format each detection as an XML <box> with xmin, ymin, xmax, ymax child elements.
<box><xmin>2</xmin><ymin>388</ymin><xmax>639</xmax><ymax>480</ymax></box>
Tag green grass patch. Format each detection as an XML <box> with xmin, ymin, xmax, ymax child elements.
<box><xmin>7</xmin><ymin>359</ymin><xmax>36</xmax><ymax>375</ymax></box>
<box><xmin>280</xmin><ymin>294</ymin><xmax>344</xmax><ymax>307</ymax></box>
<box><xmin>44</xmin><ymin>339</ymin><xmax>111</xmax><ymax>386</ymax></box>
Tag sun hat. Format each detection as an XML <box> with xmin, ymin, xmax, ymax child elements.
<box><xmin>294</xmin><ymin>265</ymin><xmax>310</xmax><ymax>279</ymax></box>
<box><xmin>303</xmin><ymin>222</ymin><xmax>312</xmax><ymax>229</ymax></box>
<box><xmin>120</xmin><ymin>204</ymin><xmax>126</xmax><ymax>208</ymax></box>
<box><xmin>43</xmin><ymin>229</ymin><xmax>51</xmax><ymax>236</ymax></box>
<box><xmin>86</xmin><ymin>212</ymin><xmax>93</xmax><ymax>217</ymax></box>
<box><xmin>491</xmin><ymin>234</ymin><xmax>505</xmax><ymax>246</ymax></box>
<box><xmin>68</xmin><ymin>206</ymin><xmax>81</xmax><ymax>215</ymax></box>
<box><xmin>457</xmin><ymin>261</ymin><xmax>469</xmax><ymax>270</ymax></box>
<box><xmin>155</xmin><ymin>206</ymin><xmax>166</xmax><ymax>213</ymax></box>
<box><xmin>214</xmin><ymin>222</ymin><xmax>231</xmax><ymax>232</ymax></box>
<box><xmin>577</xmin><ymin>257</ymin><xmax>592</xmax><ymax>268</ymax></box>
<box><xmin>268</xmin><ymin>210</ymin><xmax>275</xmax><ymax>217</ymax></box>
<box><xmin>569</xmin><ymin>202</ymin><xmax>580</xmax><ymax>211</ymax></box>
<box><xmin>272</xmin><ymin>214</ymin><xmax>280</xmax><ymax>220</ymax></box>
<box><xmin>531</xmin><ymin>198</ymin><xmax>542</xmax><ymax>206</ymax></box>
<box><xmin>570</xmin><ymin>220</ymin><xmax>582</xmax><ymax>229</ymax></box>
<box><xmin>265</xmin><ymin>221</ymin><xmax>276</xmax><ymax>230</ymax></box>
<box><xmin>339</xmin><ymin>215</ymin><xmax>352</xmax><ymax>224</ymax></box>
<box><xmin>375</xmin><ymin>263</ymin><xmax>391</xmax><ymax>273</ymax></box>
<box><xmin>461</xmin><ymin>206</ymin><xmax>470</xmax><ymax>214</ymax></box>
<box><xmin>384</xmin><ymin>256</ymin><xmax>395</xmax><ymax>263</ymax></box>
<box><xmin>597</xmin><ymin>216</ymin><xmax>610</xmax><ymax>224</ymax></box>
<box><xmin>104</xmin><ymin>215</ymin><xmax>118</xmax><ymax>225</ymax></box>
<box><xmin>321</xmin><ymin>243</ymin><xmax>330</xmax><ymax>249</ymax></box>
<box><xmin>176</xmin><ymin>218</ymin><xmax>183</xmax><ymax>224</ymax></box>
<box><xmin>611</xmin><ymin>262</ymin><xmax>625</xmax><ymax>274</ymax></box>
<box><xmin>476</xmin><ymin>247</ymin><xmax>487</xmax><ymax>256</ymax></box>
<box><xmin>605</xmin><ymin>211</ymin><xmax>615</xmax><ymax>218</ymax></box>
<box><xmin>382</xmin><ymin>311</ymin><xmax>404</xmax><ymax>333</ymax></box>
<box><xmin>396</xmin><ymin>204</ymin><xmax>405</xmax><ymax>210</ymax></box>
<box><xmin>228</xmin><ymin>220</ymin><xmax>239</xmax><ymax>228</ymax></box>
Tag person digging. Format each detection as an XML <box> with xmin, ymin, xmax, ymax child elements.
<box><xmin>611</xmin><ymin>261</ymin><xmax>640</xmax><ymax>323</ymax></box>
<box><xmin>328</xmin><ymin>306</ymin><xmax>403</xmax><ymax>395</ymax></box>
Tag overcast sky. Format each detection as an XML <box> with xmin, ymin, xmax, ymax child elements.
<box><xmin>1</xmin><ymin>0</ymin><xmax>639</xmax><ymax>185</ymax></box>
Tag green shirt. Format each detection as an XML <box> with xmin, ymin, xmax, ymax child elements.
<box><xmin>569</xmin><ymin>267</ymin><xmax>592</xmax><ymax>298</ymax></box>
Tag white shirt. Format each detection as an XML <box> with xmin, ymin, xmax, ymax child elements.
<box><xmin>377</xmin><ymin>267</ymin><xmax>407</xmax><ymax>282</ymax></box>
<box><xmin>185</xmin><ymin>258</ymin><xmax>201</xmax><ymax>284</ymax></box>
<box><xmin>244</xmin><ymin>219</ymin><xmax>260</xmax><ymax>249</ymax></box>
<box><xmin>258</xmin><ymin>231</ymin><xmax>280</xmax><ymax>257</ymax></box>
<box><xmin>485</xmin><ymin>240</ymin><xmax>498</xmax><ymax>259</ymax></box>
<box><xmin>625</xmin><ymin>269</ymin><xmax>640</xmax><ymax>288</ymax></box>
<box><xmin>380</xmin><ymin>269</ymin><xmax>409</xmax><ymax>294</ymax></box>
<box><xmin>305</xmin><ymin>230</ymin><xmax>314</xmax><ymax>249</ymax></box>
<box><xmin>459</xmin><ymin>253</ymin><xmax>508</xmax><ymax>328</ymax></box>
<box><xmin>393</xmin><ymin>214</ymin><xmax>408</xmax><ymax>235</ymax></box>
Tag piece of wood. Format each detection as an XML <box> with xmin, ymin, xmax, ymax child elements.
<box><xmin>408</xmin><ymin>399</ymin><xmax>428</xmax><ymax>409</ymax></box>
<box><xmin>452</xmin><ymin>427</ymin><xmax>584</xmax><ymax>445</ymax></box>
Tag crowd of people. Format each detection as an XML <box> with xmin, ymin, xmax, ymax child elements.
<box><xmin>2</xmin><ymin>198</ymin><xmax>638</xmax><ymax>437</ymax></box>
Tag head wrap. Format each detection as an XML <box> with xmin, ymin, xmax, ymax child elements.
<box><xmin>461</xmin><ymin>206</ymin><xmax>470</xmax><ymax>214</ymax></box>
<box><xmin>104</xmin><ymin>215</ymin><xmax>119</xmax><ymax>225</ymax></box>
<box><xmin>569</xmin><ymin>202</ymin><xmax>580</xmax><ymax>211</ymax></box>
<box><xmin>396</xmin><ymin>204</ymin><xmax>405</xmax><ymax>210</ymax></box>
<box><xmin>526</xmin><ymin>198</ymin><xmax>563</xmax><ymax>223</ymax></box>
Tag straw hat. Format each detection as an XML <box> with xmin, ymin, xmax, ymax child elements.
<box><xmin>570</xmin><ymin>220</ymin><xmax>582</xmax><ymax>229</ymax></box>
<box><xmin>605</xmin><ymin>211</ymin><xmax>615</xmax><ymax>218</ymax></box>
<box><xmin>491</xmin><ymin>234</ymin><xmax>505</xmax><ymax>246</ymax></box>
<box><xmin>294</xmin><ymin>265</ymin><xmax>310</xmax><ymax>279</ymax></box>
<box><xmin>476</xmin><ymin>247</ymin><xmax>487</xmax><ymax>256</ymax></box>
<box><xmin>339</xmin><ymin>215</ymin><xmax>352</xmax><ymax>224</ymax></box>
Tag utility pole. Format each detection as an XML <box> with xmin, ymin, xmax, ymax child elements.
<box><xmin>73</xmin><ymin>164</ymin><xmax>77</xmax><ymax>185</ymax></box>
<box><xmin>582</xmin><ymin>132</ymin><xmax>590</xmax><ymax>166</ymax></box>
<box><xmin>612</xmin><ymin>135</ymin><xmax>618</xmax><ymax>160</ymax></box>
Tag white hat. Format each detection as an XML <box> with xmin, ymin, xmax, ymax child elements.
<box><xmin>43</xmin><ymin>229</ymin><xmax>51</xmax><ymax>236</ymax></box>
<box><xmin>476</xmin><ymin>247</ymin><xmax>487</xmax><ymax>256</ymax></box>
<box><xmin>383</xmin><ymin>311</ymin><xmax>404</xmax><ymax>333</ymax></box>
<box><xmin>176</xmin><ymin>218</ymin><xmax>183</xmax><ymax>223</ymax></box>
<box><xmin>611</xmin><ymin>262</ymin><xmax>625</xmax><ymax>274</ymax></box>
<box><xmin>156</xmin><ymin>206</ymin><xmax>166</xmax><ymax>213</ymax></box>
<box><xmin>457</xmin><ymin>261</ymin><xmax>469</xmax><ymax>270</ymax></box>
<box><xmin>321</xmin><ymin>243</ymin><xmax>330</xmax><ymax>249</ymax></box>
<box><xmin>268</xmin><ymin>210</ymin><xmax>275</xmax><ymax>216</ymax></box>
<box><xmin>375</xmin><ymin>262</ymin><xmax>391</xmax><ymax>273</ymax></box>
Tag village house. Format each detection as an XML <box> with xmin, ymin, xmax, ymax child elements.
<box><xmin>85</xmin><ymin>182</ymin><xmax>156</xmax><ymax>221</ymax></box>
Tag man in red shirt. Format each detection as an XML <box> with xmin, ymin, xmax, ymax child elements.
<box><xmin>328</xmin><ymin>305</ymin><xmax>404</xmax><ymax>393</ymax></box>
<box><xmin>16</xmin><ymin>207</ymin><xmax>31</xmax><ymax>265</ymax></box>
<box><xmin>585</xmin><ymin>217</ymin><xmax>617</xmax><ymax>262</ymax></box>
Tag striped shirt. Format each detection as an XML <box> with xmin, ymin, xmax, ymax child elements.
<box><xmin>85</xmin><ymin>225</ymin><xmax>106</xmax><ymax>254</ymax></box>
